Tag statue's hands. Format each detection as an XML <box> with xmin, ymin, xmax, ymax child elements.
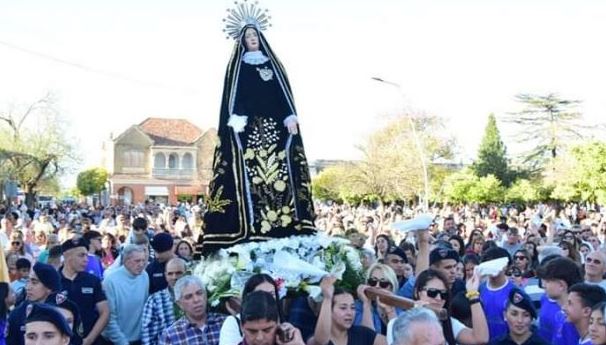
<box><xmin>284</xmin><ymin>116</ymin><xmax>298</xmax><ymax>135</ymax></box>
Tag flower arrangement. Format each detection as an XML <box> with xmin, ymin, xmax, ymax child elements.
<box><xmin>193</xmin><ymin>233</ymin><xmax>365</xmax><ymax>307</ymax></box>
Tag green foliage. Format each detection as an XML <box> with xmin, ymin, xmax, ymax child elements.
<box><xmin>505</xmin><ymin>179</ymin><xmax>541</xmax><ymax>203</ymax></box>
<box><xmin>443</xmin><ymin>169</ymin><xmax>505</xmax><ymax>204</ymax></box>
<box><xmin>311</xmin><ymin>166</ymin><xmax>347</xmax><ymax>202</ymax></box>
<box><xmin>177</xmin><ymin>194</ymin><xmax>193</xmax><ymax>202</ymax></box>
<box><xmin>0</xmin><ymin>94</ymin><xmax>78</xmax><ymax>206</ymax></box>
<box><xmin>472</xmin><ymin>114</ymin><xmax>512</xmax><ymax>185</ymax></box>
<box><xmin>352</xmin><ymin>114</ymin><xmax>456</xmax><ymax>203</ymax></box>
<box><xmin>504</xmin><ymin>93</ymin><xmax>588</xmax><ymax>171</ymax></box>
<box><xmin>550</xmin><ymin>141</ymin><xmax>606</xmax><ymax>204</ymax></box>
<box><xmin>443</xmin><ymin>169</ymin><xmax>478</xmax><ymax>203</ymax></box>
<box><xmin>76</xmin><ymin>167</ymin><xmax>109</xmax><ymax>196</ymax></box>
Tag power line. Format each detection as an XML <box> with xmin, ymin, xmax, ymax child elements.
<box><xmin>0</xmin><ymin>39</ymin><xmax>199</xmax><ymax>94</ymax></box>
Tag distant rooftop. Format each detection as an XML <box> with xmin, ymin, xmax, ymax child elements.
<box><xmin>138</xmin><ymin>117</ymin><xmax>203</xmax><ymax>146</ymax></box>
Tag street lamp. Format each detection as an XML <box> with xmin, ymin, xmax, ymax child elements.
<box><xmin>371</xmin><ymin>77</ymin><xmax>430</xmax><ymax>211</ymax></box>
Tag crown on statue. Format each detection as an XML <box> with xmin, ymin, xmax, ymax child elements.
<box><xmin>222</xmin><ymin>0</ymin><xmax>272</xmax><ymax>40</ymax></box>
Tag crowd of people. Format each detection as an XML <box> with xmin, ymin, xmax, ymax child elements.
<box><xmin>0</xmin><ymin>200</ymin><xmax>605</xmax><ymax>345</ymax></box>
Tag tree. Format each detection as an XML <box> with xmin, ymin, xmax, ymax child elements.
<box><xmin>0</xmin><ymin>93</ymin><xmax>78</xmax><ymax>207</ymax></box>
<box><xmin>504</xmin><ymin>93</ymin><xmax>589</xmax><ymax>171</ymax></box>
<box><xmin>443</xmin><ymin>168</ymin><xmax>478</xmax><ymax>204</ymax></box>
<box><xmin>472</xmin><ymin>114</ymin><xmax>511</xmax><ymax>185</ymax></box>
<box><xmin>76</xmin><ymin>167</ymin><xmax>109</xmax><ymax>198</ymax></box>
<box><xmin>352</xmin><ymin>114</ymin><xmax>456</xmax><ymax>203</ymax></box>
<box><xmin>550</xmin><ymin>141</ymin><xmax>606</xmax><ymax>204</ymax></box>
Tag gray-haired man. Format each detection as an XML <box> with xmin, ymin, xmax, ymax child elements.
<box><xmin>102</xmin><ymin>244</ymin><xmax>149</xmax><ymax>345</ymax></box>
<box><xmin>390</xmin><ymin>308</ymin><xmax>445</xmax><ymax>345</ymax></box>
<box><xmin>159</xmin><ymin>276</ymin><xmax>226</xmax><ymax>345</ymax></box>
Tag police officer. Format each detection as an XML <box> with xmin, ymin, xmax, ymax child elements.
<box><xmin>146</xmin><ymin>232</ymin><xmax>176</xmax><ymax>295</ymax></box>
<box><xmin>489</xmin><ymin>288</ymin><xmax>550</xmax><ymax>345</ymax></box>
<box><xmin>48</xmin><ymin>292</ymin><xmax>82</xmax><ymax>345</ymax></box>
<box><xmin>24</xmin><ymin>303</ymin><xmax>72</xmax><ymax>345</ymax></box>
<box><xmin>60</xmin><ymin>237</ymin><xmax>109</xmax><ymax>345</ymax></box>
<box><xmin>7</xmin><ymin>262</ymin><xmax>62</xmax><ymax>345</ymax></box>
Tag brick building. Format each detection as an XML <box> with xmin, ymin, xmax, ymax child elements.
<box><xmin>103</xmin><ymin>118</ymin><xmax>217</xmax><ymax>205</ymax></box>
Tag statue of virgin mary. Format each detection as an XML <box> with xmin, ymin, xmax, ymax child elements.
<box><xmin>199</xmin><ymin>5</ymin><xmax>316</xmax><ymax>255</ymax></box>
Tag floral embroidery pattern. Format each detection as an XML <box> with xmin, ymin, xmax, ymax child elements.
<box><xmin>244</xmin><ymin>117</ymin><xmax>293</xmax><ymax>233</ymax></box>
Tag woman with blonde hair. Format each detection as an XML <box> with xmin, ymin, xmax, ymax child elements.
<box><xmin>355</xmin><ymin>263</ymin><xmax>399</xmax><ymax>334</ymax></box>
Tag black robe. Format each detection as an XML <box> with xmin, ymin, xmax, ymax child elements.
<box><xmin>198</xmin><ymin>26</ymin><xmax>315</xmax><ymax>255</ymax></box>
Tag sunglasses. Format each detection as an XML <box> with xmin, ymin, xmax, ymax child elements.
<box><xmin>514</xmin><ymin>256</ymin><xmax>527</xmax><ymax>261</ymax></box>
<box><xmin>506</xmin><ymin>270</ymin><xmax>522</xmax><ymax>277</ymax></box>
<box><xmin>586</xmin><ymin>257</ymin><xmax>602</xmax><ymax>265</ymax></box>
<box><xmin>423</xmin><ymin>288</ymin><xmax>448</xmax><ymax>300</ymax></box>
<box><xmin>11</xmin><ymin>241</ymin><xmax>21</xmax><ymax>246</ymax></box>
<box><xmin>367</xmin><ymin>278</ymin><xmax>392</xmax><ymax>289</ymax></box>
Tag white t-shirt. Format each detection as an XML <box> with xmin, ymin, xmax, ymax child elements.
<box><xmin>219</xmin><ymin>314</ymin><xmax>242</xmax><ymax>345</ymax></box>
<box><xmin>386</xmin><ymin>314</ymin><xmax>467</xmax><ymax>345</ymax></box>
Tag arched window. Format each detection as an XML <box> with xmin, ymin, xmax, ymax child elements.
<box><xmin>168</xmin><ymin>153</ymin><xmax>179</xmax><ymax>169</ymax></box>
<box><xmin>182</xmin><ymin>153</ymin><xmax>193</xmax><ymax>169</ymax></box>
<box><xmin>154</xmin><ymin>153</ymin><xmax>166</xmax><ymax>168</ymax></box>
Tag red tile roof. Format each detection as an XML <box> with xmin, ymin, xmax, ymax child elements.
<box><xmin>138</xmin><ymin>118</ymin><xmax>203</xmax><ymax>146</ymax></box>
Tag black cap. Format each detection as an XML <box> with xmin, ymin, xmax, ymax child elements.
<box><xmin>386</xmin><ymin>246</ymin><xmax>408</xmax><ymax>263</ymax></box>
<box><xmin>61</xmin><ymin>237</ymin><xmax>89</xmax><ymax>253</ymax></box>
<box><xmin>507</xmin><ymin>287</ymin><xmax>537</xmax><ymax>319</ymax></box>
<box><xmin>32</xmin><ymin>262</ymin><xmax>61</xmax><ymax>292</ymax></box>
<box><xmin>25</xmin><ymin>303</ymin><xmax>73</xmax><ymax>337</ymax></box>
<box><xmin>48</xmin><ymin>293</ymin><xmax>81</xmax><ymax>333</ymax></box>
<box><xmin>430</xmin><ymin>247</ymin><xmax>459</xmax><ymax>266</ymax></box>
<box><xmin>151</xmin><ymin>232</ymin><xmax>174</xmax><ymax>253</ymax></box>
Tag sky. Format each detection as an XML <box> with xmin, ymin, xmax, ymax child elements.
<box><xmin>1</xmin><ymin>0</ymin><xmax>605</xmax><ymax>186</ymax></box>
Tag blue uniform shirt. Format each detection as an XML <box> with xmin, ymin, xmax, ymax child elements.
<box><xmin>59</xmin><ymin>270</ymin><xmax>106</xmax><ymax>338</ymax></box>
<box><xmin>146</xmin><ymin>259</ymin><xmax>168</xmax><ymax>295</ymax></box>
<box><xmin>480</xmin><ymin>279</ymin><xmax>515</xmax><ymax>339</ymax></box>
<box><xmin>538</xmin><ymin>294</ymin><xmax>560</xmax><ymax>342</ymax></box>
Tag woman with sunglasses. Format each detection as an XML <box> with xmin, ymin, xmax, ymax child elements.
<box><xmin>355</xmin><ymin>263</ymin><xmax>399</xmax><ymax>334</ymax></box>
<box><xmin>7</xmin><ymin>231</ymin><xmax>33</xmax><ymax>262</ymax></box>
<box><xmin>505</xmin><ymin>266</ymin><xmax>527</xmax><ymax>288</ymax></box>
<box><xmin>589</xmin><ymin>301</ymin><xmax>606</xmax><ymax>345</ymax></box>
<box><xmin>308</xmin><ymin>276</ymin><xmax>386</xmax><ymax>345</ymax></box>
<box><xmin>410</xmin><ymin>269</ymin><xmax>488</xmax><ymax>345</ymax></box>
<box><xmin>512</xmin><ymin>249</ymin><xmax>535</xmax><ymax>278</ymax></box>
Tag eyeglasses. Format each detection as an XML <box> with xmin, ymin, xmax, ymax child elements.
<box><xmin>563</xmin><ymin>235</ymin><xmax>575</xmax><ymax>240</ymax></box>
<box><xmin>514</xmin><ymin>256</ymin><xmax>527</xmax><ymax>261</ymax></box>
<box><xmin>586</xmin><ymin>257</ymin><xmax>602</xmax><ymax>265</ymax></box>
<box><xmin>506</xmin><ymin>270</ymin><xmax>522</xmax><ymax>277</ymax></box>
<box><xmin>422</xmin><ymin>288</ymin><xmax>448</xmax><ymax>300</ymax></box>
<box><xmin>367</xmin><ymin>278</ymin><xmax>392</xmax><ymax>289</ymax></box>
<box><xmin>11</xmin><ymin>241</ymin><xmax>21</xmax><ymax>246</ymax></box>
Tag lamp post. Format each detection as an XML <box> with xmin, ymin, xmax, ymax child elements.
<box><xmin>372</xmin><ymin>77</ymin><xmax>430</xmax><ymax>211</ymax></box>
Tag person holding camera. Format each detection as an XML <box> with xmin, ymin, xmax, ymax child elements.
<box><xmin>239</xmin><ymin>290</ymin><xmax>304</xmax><ymax>345</ymax></box>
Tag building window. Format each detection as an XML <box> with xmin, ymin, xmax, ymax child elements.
<box><xmin>123</xmin><ymin>150</ymin><xmax>144</xmax><ymax>168</ymax></box>
<box><xmin>154</xmin><ymin>153</ymin><xmax>166</xmax><ymax>168</ymax></box>
<box><xmin>168</xmin><ymin>153</ymin><xmax>179</xmax><ymax>169</ymax></box>
<box><xmin>182</xmin><ymin>153</ymin><xmax>193</xmax><ymax>169</ymax></box>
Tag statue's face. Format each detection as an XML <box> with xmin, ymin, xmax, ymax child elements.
<box><xmin>244</xmin><ymin>28</ymin><xmax>259</xmax><ymax>51</ymax></box>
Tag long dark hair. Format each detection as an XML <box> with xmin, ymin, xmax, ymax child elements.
<box><xmin>413</xmin><ymin>269</ymin><xmax>457</xmax><ymax>345</ymax></box>
<box><xmin>242</xmin><ymin>274</ymin><xmax>283</xmax><ymax>322</ymax></box>
<box><xmin>240</xmin><ymin>290</ymin><xmax>279</xmax><ymax>324</ymax></box>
